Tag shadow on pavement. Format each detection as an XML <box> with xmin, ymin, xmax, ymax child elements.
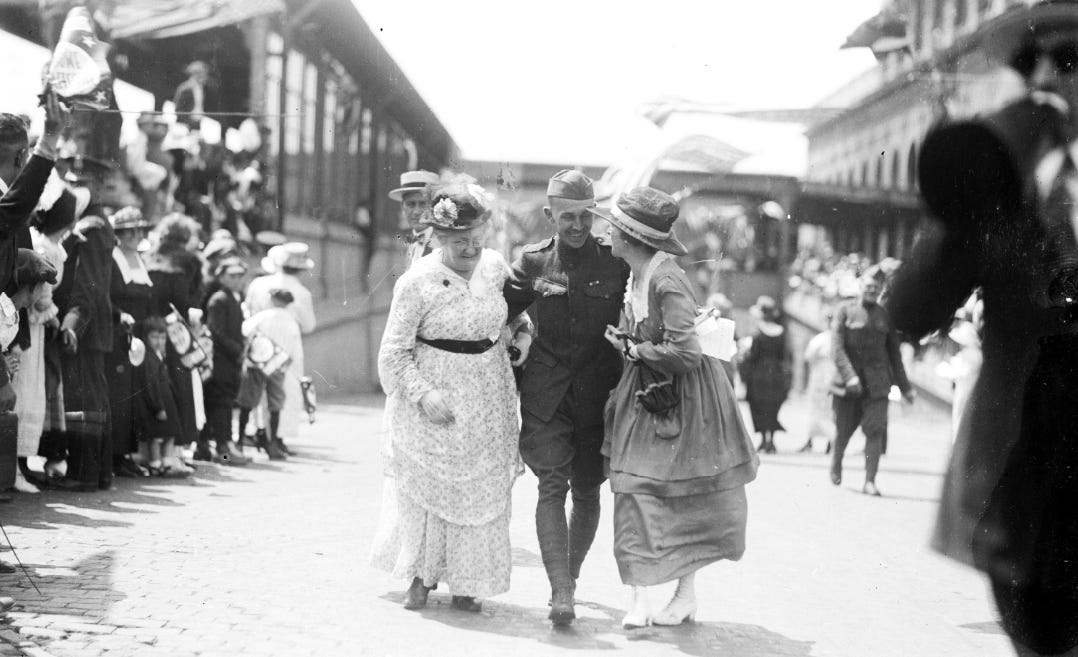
<box><xmin>4</xmin><ymin>549</ymin><xmax>123</xmax><ymax>617</ymax></box>
<box><xmin>378</xmin><ymin>592</ymin><xmax>813</xmax><ymax>656</ymax></box>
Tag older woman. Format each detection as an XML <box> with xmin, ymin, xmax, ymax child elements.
<box><xmin>596</xmin><ymin>187</ymin><xmax>758</xmax><ymax>628</ymax></box>
<box><xmin>371</xmin><ymin>183</ymin><xmax>527</xmax><ymax>613</ymax></box>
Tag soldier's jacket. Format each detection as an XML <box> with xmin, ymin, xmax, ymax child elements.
<box><xmin>504</xmin><ymin>234</ymin><xmax>630</xmax><ymax>423</ymax></box>
<box><xmin>831</xmin><ymin>300</ymin><xmax>910</xmax><ymax>400</ymax></box>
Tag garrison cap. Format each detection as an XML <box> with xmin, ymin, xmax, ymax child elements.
<box><xmin>546</xmin><ymin>169</ymin><xmax>594</xmax><ymax>202</ymax></box>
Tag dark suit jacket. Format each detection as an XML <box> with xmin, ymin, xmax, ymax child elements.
<box><xmin>205</xmin><ymin>288</ymin><xmax>244</xmax><ymax>393</ymax></box>
<box><xmin>832</xmin><ymin>300</ymin><xmax>910</xmax><ymax>399</ymax></box>
<box><xmin>503</xmin><ymin>234</ymin><xmax>630</xmax><ymax>424</ymax></box>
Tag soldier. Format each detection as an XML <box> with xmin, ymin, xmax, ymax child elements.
<box><xmin>830</xmin><ymin>270</ymin><xmax>914</xmax><ymax>497</ymax></box>
<box><xmin>503</xmin><ymin>169</ymin><xmax>629</xmax><ymax>626</ymax></box>
<box><xmin>388</xmin><ymin>170</ymin><xmax>440</xmax><ymax>267</ymax></box>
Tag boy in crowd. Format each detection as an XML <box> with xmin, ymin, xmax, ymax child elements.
<box><xmin>137</xmin><ymin>316</ymin><xmax>185</xmax><ymax>477</ymax></box>
<box><xmin>198</xmin><ymin>257</ymin><xmax>250</xmax><ymax>466</ymax></box>
<box><xmin>237</xmin><ymin>288</ymin><xmax>300</xmax><ymax>460</ymax></box>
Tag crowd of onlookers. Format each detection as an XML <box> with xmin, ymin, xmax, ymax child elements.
<box><xmin>0</xmin><ymin>83</ymin><xmax>317</xmax><ymax>612</ymax></box>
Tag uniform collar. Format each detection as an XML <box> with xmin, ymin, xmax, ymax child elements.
<box><xmin>556</xmin><ymin>233</ymin><xmax>594</xmax><ymax>260</ymax></box>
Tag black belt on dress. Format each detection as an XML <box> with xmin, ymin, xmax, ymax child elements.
<box><xmin>416</xmin><ymin>335</ymin><xmax>498</xmax><ymax>354</ymax></box>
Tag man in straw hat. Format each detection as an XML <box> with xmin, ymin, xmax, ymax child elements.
<box><xmin>502</xmin><ymin>170</ymin><xmax>629</xmax><ymax>626</ymax></box>
<box><xmin>389</xmin><ymin>170</ymin><xmax>440</xmax><ymax>267</ymax></box>
<box><xmin>887</xmin><ymin>2</ymin><xmax>1078</xmax><ymax>652</ymax></box>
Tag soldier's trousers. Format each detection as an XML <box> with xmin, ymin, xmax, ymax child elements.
<box><xmin>831</xmin><ymin>395</ymin><xmax>888</xmax><ymax>483</ymax></box>
<box><xmin>520</xmin><ymin>392</ymin><xmax>605</xmax><ymax>591</ymax></box>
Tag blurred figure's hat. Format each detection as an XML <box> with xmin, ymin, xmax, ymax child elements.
<box><xmin>546</xmin><ymin>169</ymin><xmax>594</xmax><ymax>202</ymax></box>
<box><xmin>982</xmin><ymin>0</ymin><xmax>1078</xmax><ymax>68</ymax></box>
<box><xmin>214</xmin><ymin>256</ymin><xmax>247</xmax><ymax>277</ymax></box>
<box><xmin>388</xmin><ymin>170</ymin><xmax>439</xmax><ymax>202</ymax></box>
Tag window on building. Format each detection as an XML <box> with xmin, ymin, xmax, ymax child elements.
<box><xmin>908</xmin><ymin>143</ymin><xmax>919</xmax><ymax>190</ymax></box>
<box><xmin>955</xmin><ymin>0</ymin><xmax>968</xmax><ymax>29</ymax></box>
<box><xmin>892</xmin><ymin>150</ymin><xmax>902</xmax><ymax>189</ymax></box>
<box><xmin>861</xmin><ymin>161</ymin><xmax>869</xmax><ymax>186</ymax></box>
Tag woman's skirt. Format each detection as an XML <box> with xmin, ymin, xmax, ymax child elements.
<box><xmin>614</xmin><ymin>484</ymin><xmax>748</xmax><ymax>586</ymax></box>
<box><xmin>370</xmin><ymin>482</ymin><xmax>512</xmax><ymax>599</ymax></box>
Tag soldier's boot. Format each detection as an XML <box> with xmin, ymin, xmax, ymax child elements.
<box><xmin>568</xmin><ymin>485</ymin><xmax>601</xmax><ymax>582</ymax></box>
<box><xmin>536</xmin><ymin>476</ymin><xmax>574</xmax><ymax>626</ymax></box>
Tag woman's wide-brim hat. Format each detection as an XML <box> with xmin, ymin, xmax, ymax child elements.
<box><xmin>110</xmin><ymin>207</ymin><xmax>150</xmax><ymax>232</ymax></box>
<box><xmin>982</xmin><ymin>0</ymin><xmax>1078</xmax><ymax>67</ymax></box>
<box><xmin>588</xmin><ymin>186</ymin><xmax>688</xmax><ymax>256</ymax></box>
<box><xmin>261</xmin><ymin>242</ymin><xmax>314</xmax><ymax>274</ymax></box>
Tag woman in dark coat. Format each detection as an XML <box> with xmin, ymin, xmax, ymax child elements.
<box><xmin>144</xmin><ymin>213</ymin><xmax>204</xmax><ymax>455</ymax></box>
<box><xmin>106</xmin><ymin>208</ymin><xmax>154</xmax><ymax>477</ymax></box>
<box><xmin>739</xmin><ymin>296</ymin><xmax>791</xmax><ymax>454</ymax></box>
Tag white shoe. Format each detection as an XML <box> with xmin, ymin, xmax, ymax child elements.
<box><xmin>622</xmin><ymin>586</ymin><xmax>651</xmax><ymax>629</ymax></box>
<box><xmin>652</xmin><ymin>594</ymin><xmax>697</xmax><ymax>626</ymax></box>
<box><xmin>13</xmin><ymin>471</ymin><xmax>39</xmax><ymax>494</ymax></box>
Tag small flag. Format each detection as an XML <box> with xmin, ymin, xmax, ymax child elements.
<box><xmin>46</xmin><ymin>7</ymin><xmax>112</xmax><ymax>110</ymax></box>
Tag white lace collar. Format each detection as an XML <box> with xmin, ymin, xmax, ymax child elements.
<box><xmin>625</xmin><ymin>251</ymin><xmax>674</xmax><ymax>324</ymax></box>
<box><xmin>113</xmin><ymin>247</ymin><xmax>153</xmax><ymax>286</ymax></box>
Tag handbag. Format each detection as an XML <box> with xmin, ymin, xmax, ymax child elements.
<box><xmin>634</xmin><ymin>361</ymin><xmax>679</xmax><ymax>415</ymax></box>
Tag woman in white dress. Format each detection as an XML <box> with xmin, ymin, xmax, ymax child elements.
<box><xmin>371</xmin><ymin>183</ymin><xmax>527</xmax><ymax>612</ymax></box>
<box><xmin>244</xmin><ymin>242</ymin><xmax>316</xmax><ymax>452</ymax></box>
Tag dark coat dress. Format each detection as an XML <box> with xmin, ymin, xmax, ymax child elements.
<box><xmin>106</xmin><ymin>252</ymin><xmax>153</xmax><ymax>455</ymax></box>
<box><xmin>739</xmin><ymin>326</ymin><xmax>790</xmax><ymax>433</ymax></box>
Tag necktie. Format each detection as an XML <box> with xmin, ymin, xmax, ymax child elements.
<box><xmin>1042</xmin><ymin>151</ymin><xmax>1078</xmax><ymax>312</ymax></box>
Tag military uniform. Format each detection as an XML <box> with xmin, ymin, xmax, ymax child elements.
<box><xmin>830</xmin><ymin>299</ymin><xmax>910</xmax><ymax>484</ymax></box>
<box><xmin>504</xmin><ymin>232</ymin><xmax>629</xmax><ymax>592</ymax></box>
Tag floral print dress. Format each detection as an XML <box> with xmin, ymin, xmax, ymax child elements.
<box><xmin>370</xmin><ymin>248</ymin><xmax>522</xmax><ymax>598</ymax></box>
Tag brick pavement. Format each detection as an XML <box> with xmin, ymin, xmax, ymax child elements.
<box><xmin>0</xmin><ymin>393</ymin><xmax>1016</xmax><ymax>657</ymax></box>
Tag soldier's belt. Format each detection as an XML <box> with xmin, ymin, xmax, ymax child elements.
<box><xmin>416</xmin><ymin>335</ymin><xmax>498</xmax><ymax>354</ymax></box>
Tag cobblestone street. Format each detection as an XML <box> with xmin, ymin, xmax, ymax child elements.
<box><xmin>0</xmin><ymin>394</ymin><xmax>1014</xmax><ymax>657</ymax></box>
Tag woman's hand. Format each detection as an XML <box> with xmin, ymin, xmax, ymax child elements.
<box><xmin>419</xmin><ymin>389</ymin><xmax>455</xmax><ymax>424</ymax></box>
<box><xmin>510</xmin><ymin>332</ymin><xmax>531</xmax><ymax>367</ymax></box>
<box><xmin>604</xmin><ymin>325</ymin><xmax>627</xmax><ymax>351</ymax></box>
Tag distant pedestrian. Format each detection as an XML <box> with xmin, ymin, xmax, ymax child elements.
<box><xmin>830</xmin><ymin>271</ymin><xmax>914</xmax><ymax>496</ymax></box>
<box><xmin>598</xmin><ymin>187</ymin><xmax>757</xmax><ymax>629</ymax></box>
<box><xmin>388</xmin><ymin>170</ymin><xmax>440</xmax><ymax>267</ymax></box>
<box><xmin>739</xmin><ymin>295</ymin><xmax>791</xmax><ymax>453</ymax></box>
<box><xmin>800</xmin><ymin>311</ymin><xmax>836</xmax><ymax>452</ymax></box>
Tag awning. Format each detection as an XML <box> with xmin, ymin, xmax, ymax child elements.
<box><xmin>793</xmin><ymin>182</ymin><xmax>922</xmax><ymax>226</ymax></box>
<box><xmin>108</xmin><ymin>0</ymin><xmax>284</xmax><ymax>40</ymax></box>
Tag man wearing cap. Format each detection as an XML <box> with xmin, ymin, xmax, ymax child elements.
<box><xmin>503</xmin><ymin>169</ymin><xmax>629</xmax><ymax>626</ymax></box>
<box><xmin>388</xmin><ymin>170</ymin><xmax>440</xmax><ymax>267</ymax></box>
<box><xmin>887</xmin><ymin>2</ymin><xmax>1078</xmax><ymax>653</ymax></box>
<box><xmin>829</xmin><ymin>270</ymin><xmax>913</xmax><ymax>497</ymax></box>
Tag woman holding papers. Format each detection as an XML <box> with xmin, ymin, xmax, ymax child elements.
<box><xmin>597</xmin><ymin>187</ymin><xmax>758</xmax><ymax>629</ymax></box>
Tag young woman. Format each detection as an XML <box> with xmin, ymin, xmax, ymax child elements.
<box><xmin>596</xmin><ymin>187</ymin><xmax>758</xmax><ymax>628</ymax></box>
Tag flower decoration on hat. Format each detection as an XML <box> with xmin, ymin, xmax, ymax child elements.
<box><xmin>430</xmin><ymin>197</ymin><xmax>459</xmax><ymax>228</ymax></box>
